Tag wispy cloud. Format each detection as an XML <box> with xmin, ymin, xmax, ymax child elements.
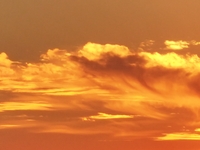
<box><xmin>1</xmin><ymin>42</ymin><xmax>200</xmax><ymax>140</ymax></box>
<box><xmin>82</xmin><ymin>112</ymin><xmax>134</xmax><ymax>120</ymax></box>
<box><xmin>156</xmin><ymin>132</ymin><xmax>200</xmax><ymax>141</ymax></box>
<box><xmin>0</xmin><ymin>102</ymin><xmax>52</xmax><ymax>112</ymax></box>
<box><xmin>138</xmin><ymin>40</ymin><xmax>155</xmax><ymax>51</ymax></box>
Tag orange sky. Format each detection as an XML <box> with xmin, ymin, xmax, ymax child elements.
<box><xmin>1</xmin><ymin>0</ymin><xmax>200</xmax><ymax>61</ymax></box>
<box><xmin>1</xmin><ymin>42</ymin><xmax>200</xmax><ymax>149</ymax></box>
<box><xmin>1</xmin><ymin>1</ymin><xmax>200</xmax><ymax>150</ymax></box>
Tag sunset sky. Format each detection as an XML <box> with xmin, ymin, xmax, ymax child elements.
<box><xmin>1</xmin><ymin>1</ymin><xmax>200</xmax><ymax>150</ymax></box>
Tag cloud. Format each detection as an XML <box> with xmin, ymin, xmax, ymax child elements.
<box><xmin>78</xmin><ymin>42</ymin><xmax>130</xmax><ymax>60</ymax></box>
<box><xmin>138</xmin><ymin>40</ymin><xmax>155</xmax><ymax>51</ymax></box>
<box><xmin>82</xmin><ymin>112</ymin><xmax>134</xmax><ymax>120</ymax></box>
<box><xmin>0</xmin><ymin>102</ymin><xmax>52</xmax><ymax>112</ymax></box>
<box><xmin>1</xmin><ymin>42</ymin><xmax>200</xmax><ymax>140</ymax></box>
<box><xmin>164</xmin><ymin>40</ymin><xmax>200</xmax><ymax>50</ymax></box>
<box><xmin>0</xmin><ymin>124</ymin><xmax>22</xmax><ymax>129</ymax></box>
<box><xmin>0</xmin><ymin>52</ymin><xmax>12</xmax><ymax>67</ymax></box>
<box><xmin>156</xmin><ymin>132</ymin><xmax>200</xmax><ymax>141</ymax></box>
<box><xmin>195</xmin><ymin>128</ymin><xmax>200</xmax><ymax>132</ymax></box>
<box><xmin>139</xmin><ymin>52</ymin><xmax>200</xmax><ymax>72</ymax></box>
<box><xmin>165</xmin><ymin>40</ymin><xmax>190</xmax><ymax>50</ymax></box>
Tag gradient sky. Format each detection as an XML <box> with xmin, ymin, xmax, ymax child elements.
<box><xmin>1</xmin><ymin>1</ymin><xmax>200</xmax><ymax>150</ymax></box>
<box><xmin>1</xmin><ymin>0</ymin><xmax>200</xmax><ymax>61</ymax></box>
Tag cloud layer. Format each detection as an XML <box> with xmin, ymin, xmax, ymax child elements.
<box><xmin>1</xmin><ymin>42</ymin><xmax>200</xmax><ymax>141</ymax></box>
<box><xmin>164</xmin><ymin>40</ymin><xmax>200</xmax><ymax>50</ymax></box>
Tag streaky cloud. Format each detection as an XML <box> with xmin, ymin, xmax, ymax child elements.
<box><xmin>1</xmin><ymin>42</ymin><xmax>200</xmax><ymax>140</ymax></box>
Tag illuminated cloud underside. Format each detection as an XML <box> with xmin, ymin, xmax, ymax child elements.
<box><xmin>0</xmin><ymin>102</ymin><xmax>52</xmax><ymax>112</ymax></box>
<box><xmin>156</xmin><ymin>132</ymin><xmax>200</xmax><ymax>141</ymax></box>
<box><xmin>1</xmin><ymin>42</ymin><xmax>200</xmax><ymax>140</ymax></box>
<box><xmin>82</xmin><ymin>112</ymin><xmax>134</xmax><ymax>120</ymax></box>
<box><xmin>164</xmin><ymin>40</ymin><xmax>200</xmax><ymax>50</ymax></box>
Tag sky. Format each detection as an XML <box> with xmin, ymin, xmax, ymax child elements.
<box><xmin>1</xmin><ymin>0</ymin><xmax>200</xmax><ymax>150</ymax></box>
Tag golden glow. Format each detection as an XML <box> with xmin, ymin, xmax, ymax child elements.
<box><xmin>156</xmin><ymin>132</ymin><xmax>200</xmax><ymax>141</ymax></box>
<box><xmin>165</xmin><ymin>40</ymin><xmax>190</xmax><ymax>50</ymax></box>
<box><xmin>0</xmin><ymin>124</ymin><xmax>21</xmax><ymax>129</ymax></box>
<box><xmin>0</xmin><ymin>102</ymin><xmax>52</xmax><ymax>112</ymax></box>
<box><xmin>82</xmin><ymin>112</ymin><xmax>134</xmax><ymax>120</ymax></box>
<box><xmin>195</xmin><ymin>128</ymin><xmax>200</xmax><ymax>132</ymax></box>
<box><xmin>140</xmin><ymin>52</ymin><xmax>200</xmax><ymax>71</ymax></box>
<box><xmin>79</xmin><ymin>42</ymin><xmax>130</xmax><ymax>60</ymax></box>
<box><xmin>164</xmin><ymin>40</ymin><xmax>200</xmax><ymax>50</ymax></box>
<box><xmin>1</xmin><ymin>42</ymin><xmax>200</xmax><ymax>141</ymax></box>
<box><xmin>0</xmin><ymin>52</ymin><xmax>12</xmax><ymax>67</ymax></box>
<box><xmin>138</xmin><ymin>40</ymin><xmax>155</xmax><ymax>51</ymax></box>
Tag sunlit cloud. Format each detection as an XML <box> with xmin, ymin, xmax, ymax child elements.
<box><xmin>0</xmin><ymin>52</ymin><xmax>13</xmax><ymax>67</ymax></box>
<box><xmin>1</xmin><ymin>42</ymin><xmax>200</xmax><ymax>140</ymax></box>
<box><xmin>0</xmin><ymin>102</ymin><xmax>52</xmax><ymax>112</ymax></box>
<box><xmin>195</xmin><ymin>128</ymin><xmax>200</xmax><ymax>132</ymax></box>
<box><xmin>139</xmin><ymin>52</ymin><xmax>200</xmax><ymax>72</ymax></box>
<box><xmin>190</xmin><ymin>40</ymin><xmax>200</xmax><ymax>46</ymax></box>
<box><xmin>156</xmin><ymin>132</ymin><xmax>200</xmax><ymax>141</ymax></box>
<box><xmin>82</xmin><ymin>112</ymin><xmax>134</xmax><ymax>120</ymax></box>
<box><xmin>138</xmin><ymin>40</ymin><xmax>155</xmax><ymax>51</ymax></box>
<box><xmin>164</xmin><ymin>40</ymin><xmax>200</xmax><ymax>50</ymax></box>
<box><xmin>165</xmin><ymin>40</ymin><xmax>190</xmax><ymax>50</ymax></box>
<box><xmin>79</xmin><ymin>42</ymin><xmax>130</xmax><ymax>60</ymax></box>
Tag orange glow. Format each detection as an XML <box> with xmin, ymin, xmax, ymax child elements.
<box><xmin>0</xmin><ymin>102</ymin><xmax>52</xmax><ymax>112</ymax></box>
<box><xmin>0</xmin><ymin>124</ymin><xmax>21</xmax><ymax>129</ymax></box>
<box><xmin>156</xmin><ymin>132</ymin><xmax>200</xmax><ymax>141</ymax></box>
<box><xmin>82</xmin><ymin>112</ymin><xmax>134</xmax><ymax>120</ymax></box>
<box><xmin>79</xmin><ymin>42</ymin><xmax>130</xmax><ymax>60</ymax></box>
<box><xmin>164</xmin><ymin>40</ymin><xmax>190</xmax><ymax>50</ymax></box>
<box><xmin>1</xmin><ymin>42</ymin><xmax>200</xmax><ymax>144</ymax></box>
<box><xmin>2</xmin><ymin>1</ymin><xmax>200</xmax><ymax>149</ymax></box>
<box><xmin>164</xmin><ymin>40</ymin><xmax>200</xmax><ymax>50</ymax></box>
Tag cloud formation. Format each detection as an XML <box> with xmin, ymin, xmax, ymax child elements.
<box><xmin>1</xmin><ymin>42</ymin><xmax>200</xmax><ymax>141</ymax></box>
<box><xmin>82</xmin><ymin>112</ymin><xmax>134</xmax><ymax>120</ymax></box>
<box><xmin>164</xmin><ymin>40</ymin><xmax>200</xmax><ymax>50</ymax></box>
<box><xmin>156</xmin><ymin>132</ymin><xmax>200</xmax><ymax>141</ymax></box>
